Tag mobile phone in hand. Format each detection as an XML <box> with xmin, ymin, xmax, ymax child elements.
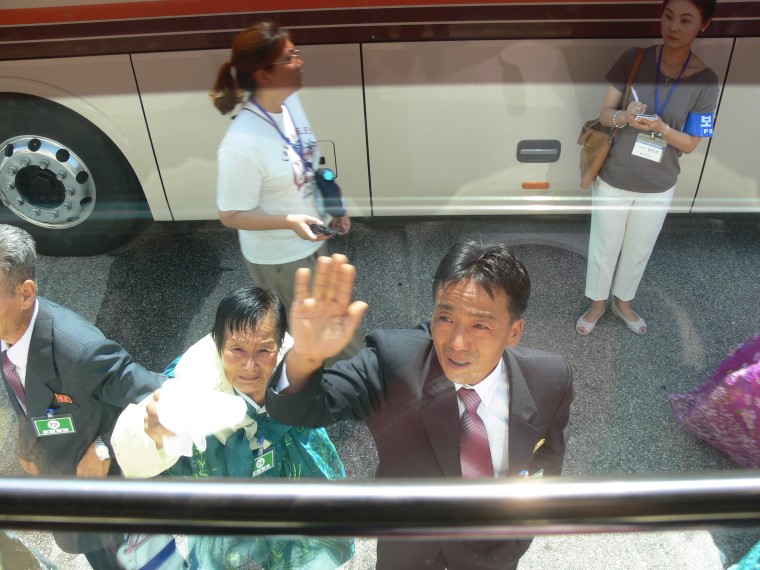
<box><xmin>635</xmin><ymin>113</ymin><xmax>659</xmax><ymax>121</ymax></box>
<box><xmin>309</xmin><ymin>224</ymin><xmax>341</xmax><ymax>237</ymax></box>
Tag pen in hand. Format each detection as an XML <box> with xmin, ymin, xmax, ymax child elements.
<box><xmin>629</xmin><ymin>86</ymin><xmax>650</xmax><ymax>118</ymax></box>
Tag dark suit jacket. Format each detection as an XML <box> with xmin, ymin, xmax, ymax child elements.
<box><xmin>1</xmin><ymin>298</ymin><xmax>166</xmax><ymax>553</ymax></box>
<box><xmin>266</xmin><ymin>323</ymin><xmax>573</xmax><ymax>570</ymax></box>
<box><xmin>3</xmin><ymin>297</ymin><xmax>166</xmax><ymax>475</ymax></box>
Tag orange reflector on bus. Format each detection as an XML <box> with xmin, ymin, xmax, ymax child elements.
<box><xmin>522</xmin><ymin>182</ymin><xmax>550</xmax><ymax>190</ymax></box>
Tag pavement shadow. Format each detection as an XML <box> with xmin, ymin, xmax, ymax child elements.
<box><xmin>94</xmin><ymin>221</ymin><xmax>238</xmax><ymax>372</ymax></box>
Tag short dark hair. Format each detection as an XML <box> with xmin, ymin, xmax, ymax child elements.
<box><xmin>211</xmin><ymin>285</ymin><xmax>287</xmax><ymax>353</ymax></box>
<box><xmin>0</xmin><ymin>224</ymin><xmax>36</xmax><ymax>294</ymax></box>
<box><xmin>663</xmin><ymin>0</ymin><xmax>716</xmax><ymax>22</ymax></box>
<box><xmin>432</xmin><ymin>241</ymin><xmax>531</xmax><ymax>318</ymax></box>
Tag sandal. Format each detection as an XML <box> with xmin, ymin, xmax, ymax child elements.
<box><xmin>576</xmin><ymin>308</ymin><xmax>605</xmax><ymax>336</ymax></box>
<box><xmin>611</xmin><ymin>303</ymin><xmax>647</xmax><ymax>335</ymax></box>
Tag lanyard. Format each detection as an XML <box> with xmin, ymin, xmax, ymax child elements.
<box><xmin>248</xmin><ymin>100</ymin><xmax>314</xmax><ymax>173</ymax></box>
<box><xmin>654</xmin><ymin>47</ymin><xmax>691</xmax><ymax>117</ymax></box>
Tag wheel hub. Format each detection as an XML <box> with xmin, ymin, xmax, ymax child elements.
<box><xmin>0</xmin><ymin>135</ymin><xmax>95</xmax><ymax>229</ymax></box>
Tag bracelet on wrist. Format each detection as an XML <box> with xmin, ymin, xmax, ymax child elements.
<box><xmin>612</xmin><ymin>109</ymin><xmax>625</xmax><ymax>129</ymax></box>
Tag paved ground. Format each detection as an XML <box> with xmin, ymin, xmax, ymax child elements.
<box><xmin>1</xmin><ymin>214</ymin><xmax>758</xmax><ymax>569</ymax></box>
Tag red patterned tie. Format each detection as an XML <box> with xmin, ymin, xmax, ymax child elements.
<box><xmin>458</xmin><ymin>388</ymin><xmax>494</xmax><ymax>478</ymax></box>
<box><xmin>3</xmin><ymin>350</ymin><xmax>27</xmax><ymax>416</ymax></box>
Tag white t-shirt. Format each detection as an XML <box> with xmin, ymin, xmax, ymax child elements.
<box><xmin>217</xmin><ymin>94</ymin><xmax>325</xmax><ymax>265</ymax></box>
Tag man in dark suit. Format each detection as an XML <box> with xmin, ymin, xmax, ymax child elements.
<box><xmin>266</xmin><ymin>241</ymin><xmax>573</xmax><ymax>570</ymax></box>
<box><xmin>0</xmin><ymin>224</ymin><xmax>166</xmax><ymax>568</ymax></box>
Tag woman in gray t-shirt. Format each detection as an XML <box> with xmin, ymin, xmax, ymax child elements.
<box><xmin>576</xmin><ymin>0</ymin><xmax>719</xmax><ymax>336</ymax></box>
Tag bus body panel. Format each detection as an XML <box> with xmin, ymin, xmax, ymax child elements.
<box><xmin>0</xmin><ymin>0</ymin><xmax>758</xmax><ymax>242</ymax></box>
<box><xmin>363</xmin><ymin>38</ymin><xmax>733</xmax><ymax>215</ymax></box>
<box><xmin>0</xmin><ymin>56</ymin><xmax>171</xmax><ymax>220</ymax></box>
<box><xmin>130</xmin><ymin>44</ymin><xmax>370</xmax><ymax>220</ymax></box>
<box><xmin>695</xmin><ymin>38</ymin><xmax>760</xmax><ymax>213</ymax></box>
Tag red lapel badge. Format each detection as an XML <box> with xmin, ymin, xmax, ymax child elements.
<box><xmin>54</xmin><ymin>393</ymin><xmax>73</xmax><ymax>404</ymax></box>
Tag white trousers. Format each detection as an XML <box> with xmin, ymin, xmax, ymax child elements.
<box><xmin>584</xmin><ymin>177</ymin><xmax>675</xmax><ymax>302</ymax></box>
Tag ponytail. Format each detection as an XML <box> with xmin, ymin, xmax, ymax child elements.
<box><xmin>210</xmin><ymin>61</ymin><xmax>244</xmax><ymax>115</ymax></box>
<box><xmin>209</xmin><ymin>21</ymin><xmax>289</xmax><ymax>114</ymax></box>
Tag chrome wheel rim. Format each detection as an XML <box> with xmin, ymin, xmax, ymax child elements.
<box><xmin>0</xmin><ymin>135</ymin><xmax>96</xmax><ymax>229</ymax></box>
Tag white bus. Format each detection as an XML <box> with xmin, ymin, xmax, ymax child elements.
<box><xmin>1</xmin><ymin>0</ymin><xmax>758</xmax><ymax>254</ymax></box>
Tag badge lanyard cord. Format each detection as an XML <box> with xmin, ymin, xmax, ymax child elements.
<box><xmin>655</xmin><ymin>46</ymin><xmax>691</xmax><ymax>117</ymax></box>
<box><xmin>246</xmin><ymin>100</ymin><xmax>316</xmax><ymax>175</ymax></box>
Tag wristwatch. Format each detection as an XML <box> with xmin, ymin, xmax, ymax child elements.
<box><xmin>95</xmin><ymin>435</ymin><xmax>111</xmax><ymax>461</ymax></box>
<box><xmin>655</xmin><ymin>124</ymin><xmax>671</xmax><ymax>138</ymax></box>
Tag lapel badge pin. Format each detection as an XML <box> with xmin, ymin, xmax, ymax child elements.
<box><xmin>54</xmin><ymin>393</ymin><xmax>73</xmax><ymax>404</ymax></box>
<box><xmin>533</xmin><ymin>438</ymin><xmax>545</xmax><ymax>453</ymax></box>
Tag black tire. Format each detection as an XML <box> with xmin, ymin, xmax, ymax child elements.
<box><xmin>0</xmin><ymin>93</ymin><xmax>150</xmax><ymax>255</ymax></box>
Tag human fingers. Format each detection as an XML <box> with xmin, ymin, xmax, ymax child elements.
<box><xmin>293</xmin><ymin>267</ymin><xmax>313</xmax><ymax>309</ymax></box>
<box><xmin>145</xmin><ymin>392</ymin><xmax>176</xmax><ymax>443</ymax></box>
<box><xmin>303</xmin><ymin>221</ymin><xmax>328</xmax><ymax>242</ymax></box>
<box><xmin>345</xmin><ymin>300</ymin><xmax>369</xmax><ymax>335</ymax></box>
<box><xmin>312</xmin><ymin>255</ymin><xmax>333</xmax><ymax>302</ymax></box>
<box><xmin>145</xmin><ymin>421</ymin><xmax>174</xmax><ymax>447</ymax></box>
<box><xmin>289</xmin><ymin>214</ymin><xmax>320</xmax><ymax>241</ymax></box>
<box><xmin>636</xmin><ymin>117</ymin><xmax>659</xmax><ymax>130</ymax></box>
<box><xmin>626</xmin><ymin>102</ymin><xmax>645</xmax><ymax>123</ymax></box>
<box><xmin>304</xmin><ymin>226</ymin><xmax>319</xmax><ymax>241</ymax></box>
<box><xmin>303</xmin><ymin>215</ymin><xmax>323</xmax><ymax>225</ymax></box>
<box><xmin>146</xmin><ymin>389</ymin><xmax>161</xmax><ymax>411</ymax></box>
<box><xmin>325</xmin><ymin>254</ymin><xmax>350</xmax><ymax>305</ymax></box>
<box><xmin>329</xmin><ymin>215</ymin><xmax>351</xmax><ymax>235</ymax></box>
<box><xmin>334</xmin><ymin>259</ymin><xmax>357</xmax><ymax>310</ymax></box>
<box><xmin>19</xmin><ymin>457</ymin><xmax>40</xmax><ymax>476</ymax></box>
<box><xmin>338</xmin><ymin>216</ymin><xmax>351</xmax><ymax>235</ymax></box>
<box><xmin>145</xmin><ymin>399</ymin><xmax>162</xmax><ymax>429</ymax></box>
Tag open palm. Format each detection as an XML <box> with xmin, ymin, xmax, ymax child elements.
<box><xmin>289</xmin><ymin>254</ymin><xmax>368</xmax><ymax>361</ymax></box>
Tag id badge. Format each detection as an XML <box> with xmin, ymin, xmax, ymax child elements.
<box><xmin>252</xmin><ymin>449</ymin><xmax>275</xmax><ymax>477</ymax></box>
<box><xmin>631</xmin><ymin>132</ymin><xmax>667</xmax><ymax>163</ymax></box>
<box><xmin>33</xmin><ymin>414</ymin><xmax>76</xmax><ymax>437</ymax></box>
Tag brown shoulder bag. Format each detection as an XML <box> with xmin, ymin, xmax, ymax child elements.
<box><xmin>578</xmin><ymin>48</ymin><xmax>645</xmax><ymax>189</ymax></box>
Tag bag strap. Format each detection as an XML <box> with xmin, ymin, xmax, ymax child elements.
<box><xmin>241</xmin><ymin>104</ymin><xmax>317</xmax><ymax>175</ymax></box>
<box><xmin>621</xmin><ymin>48</ymin><xmax>645</xmax><ymax>118</ymax></box>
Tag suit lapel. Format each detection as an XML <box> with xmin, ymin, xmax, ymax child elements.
<box><xmin>505</xmin><ymin>349</ymin><xmax>542</xmax><ymax>476</ymax></box>
<box><xmin>420</xmin><ymin>350</ymin><xmax>461</xmax><ymax>478</ymax></box>
<box><xmin>24</xmin><ymin>300</ymin><xmax>58</xmax><ymax>420</ymax></box>
<box><xmin>420</xmin><ymin>347</ymin><xmax>543</xmax><ymax>478</ymax></box>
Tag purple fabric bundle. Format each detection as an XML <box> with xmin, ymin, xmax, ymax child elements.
<box><xmin>668</xmin><ymin>332</ymin><xmax>760</xmax><ymax>468</ymax></box>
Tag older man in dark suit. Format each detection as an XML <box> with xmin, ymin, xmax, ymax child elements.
<box><xmin>266</xmin><ymin>241</ymin><xmax>574</xmax><ymax>570</ymax></box>
<box><xmin>0</xmin><ymin>224</ymin><xmax>166</xmax><ymax>568</ymax></box>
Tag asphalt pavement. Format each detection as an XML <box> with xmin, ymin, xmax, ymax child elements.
<box><xmin>1</xmin><ymin>213</ymin><xmax>758</xmax><ymax>569</ymax></box>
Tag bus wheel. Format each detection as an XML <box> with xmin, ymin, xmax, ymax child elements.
<box><xmin>0</xmin><ymin>93</ymin><xmax>149</xmax><ymax>256</ymax></box>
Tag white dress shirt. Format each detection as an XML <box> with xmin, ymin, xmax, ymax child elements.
<box><xmin>455</xmin><ymin>358</ymin><xmax>509</xmax><ymax>477</ymax></box>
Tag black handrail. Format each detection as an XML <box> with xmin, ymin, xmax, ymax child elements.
<box><xmin>0</xmin><ymin>472</ymin><xmax>758</xmax><ymax>537</ymax></box>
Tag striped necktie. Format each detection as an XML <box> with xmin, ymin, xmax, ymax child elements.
<box><xmin>3</xmin><ymin>350</ymin><xmax>27</xmax><ymax>416</ymax></box>
<box><xmin>458</xmin><ymin>388</ymin><xmax>494</xmax><ymax>478</ymax></box>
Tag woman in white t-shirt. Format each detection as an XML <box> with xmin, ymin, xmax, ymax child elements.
<box><xmin>211</xmin><ymin>23</ymin><xmax>359</xmax><ymax>356</ymax></box>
